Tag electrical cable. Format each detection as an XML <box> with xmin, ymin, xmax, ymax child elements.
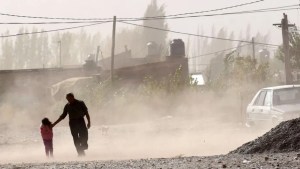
<box><xmin>0</xmin><ymin>5</ymin><xmax>297</xmax><ymax>24</ymax></box>
<box><xmin>0</xmin><ymin>21</ymin><xmax>111</xmax><ymax>38</ymax></box>
<box><xmin>0</xmin><ymin>21</ymin><xmax>104</xmax><ymax>25</ymax></box>
<box><xmin>119</xmin><ymin>21</ymin><xmax>280</xmax><ymax>46</ymax></box>
<box><xmin>122</xmin><ymin>5</ymin><xmax>299</xmax><ymax>22</ymax></box>
<box><xmin>0</xmin><ymin>0</ymin><xmax>266</xmax><ymax>21</ymax></box>
<box><xmin>188</xmin><ymin>44</ymin><xmax>250</xmax><ymax>59</ymax></box>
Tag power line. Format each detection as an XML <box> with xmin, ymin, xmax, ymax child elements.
<box><xmin>188</xmin><ymin>43</ymin><xmax>278</xmax><ymax>59</ymax></box>
<box><xmin>0</xmin><ymin>5</ymin><xmax>296</xmax><ymax>25</ymax></box>
<box><xmin>0</xmin><ymin>5</ymin><xmax>297</xmax><ymax>25</ymax></box>
<box><xmin>121</xmin><ymin>0</ymin><xmax>270</xmax><ymax>21</ymax></box>
<box><xmin>0</xmin><ymin>14</ymin><xmax>110</xmax><ymax>21</ymax></box>
<box><xmin>188</xmin><ymin>44</ymin><xmax>250</xmax><ymax>59</ymax></box>
<box><xmin>144</xmin><ymin>0</ymin><xmax>266</xmax><ymax>19</ymax></box>
<box><xmin>0</xmin><ymin>21</ymin><xmax>105</xmax><ymax>25</ymax></box>
<box><xmin>0</xmin><ymin>0</ymin><xmax>266</xmax><ymax>21</ymax></box>
<box><xmin>119</xmin><ymin>21</ymin><xmax>280</xmax><ymax>47</ymax></box>
<box><xmin>0</xmin><ymin>21</ymin><xmax>111</xmax><ymax>38</ymax></box>
<box><xmin>123</xmin><ymin>5</ymin><xmax>299</xmax><ymax>22</ymax></box>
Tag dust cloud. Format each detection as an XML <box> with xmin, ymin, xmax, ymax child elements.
<box><xmin>0</xmin><ymin>77</ymin><xmax>272</xmax><ymax>164</ymax></box>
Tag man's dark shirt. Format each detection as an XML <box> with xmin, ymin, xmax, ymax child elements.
<box><xmin>60</xmin><ymin>99</ymin><xmax>88</xmax><ymax>120</ymax></box>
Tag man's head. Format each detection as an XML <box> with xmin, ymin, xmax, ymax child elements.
<box><xmin>66</xmin><ymin>93</ymin><xmax>75</xmax><ymax>103</ymax></box>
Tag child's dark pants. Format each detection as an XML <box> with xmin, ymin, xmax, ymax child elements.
<box><xmin>43</xmin><ymin>139</ymin><xmax>53</xmax><ymax>157</ymax></box>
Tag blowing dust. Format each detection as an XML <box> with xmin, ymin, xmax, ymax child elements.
<box><xmin>0</xmin><ymin>79</ymin><xmax>271</xmax><ymax>164</ymax></box>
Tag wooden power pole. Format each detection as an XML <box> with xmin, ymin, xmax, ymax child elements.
<box><xmin>96</xmin><ymin>46</ymin><xmax>100</xmax><ymax>66</ymax></box>
<box><xmin>58</xmin><ymin>40</ymin><xmax>62</xmax><ymax>68</ymax></box>
<box><xmin>274</xmin><ymin>13</ymin><xmax>295</xmax><ymax>84</ymax></box>
<box><xmin>111</xmin><ymin>16</ymin><xmax>117</xmax><ymax>82</ymax></box>
<box><xmin>252</xmin><ymin>37</ymin><xmax>255</xmax><ymax>60</ymax></box>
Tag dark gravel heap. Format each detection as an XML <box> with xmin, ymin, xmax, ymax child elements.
<box><xmin>231</xmin><ymin>118</ymin><xmax>300</xmax><ymax>154</ymax></box>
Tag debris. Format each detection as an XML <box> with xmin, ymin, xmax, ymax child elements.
<box><xmin>242</xmin><ymin>159</ymin><xmax>251</xmax><ymax>164</ymax></box>
<box><xmin>231</xmin><ymin>118</ymin><xmax>300</xmax><ymax>154</ymax></box>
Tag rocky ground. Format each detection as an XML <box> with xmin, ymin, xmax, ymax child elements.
<box><xmin>1</xmin><ymin>153</ymin><xmax>300</xmax><ymax>169</ymax></box>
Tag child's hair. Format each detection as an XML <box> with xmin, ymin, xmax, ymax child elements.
<box><xmin>42</xmin><ymin>118</ymin><xmax>52</xmax><ymax>127</ymax></box>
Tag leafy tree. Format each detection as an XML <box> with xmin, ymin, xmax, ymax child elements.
<box><xmin>0</xmin><ymin>28</ymin><xmax>104</xmax><ymax>69</ymax></box>
<box><xmin>39</xmin><ymin>32</ymin><xmax>51</xmax><ymax>68</ymax></box>
<box><xmin>276</xmin><ymin>31</ymin><xmax>300</xmax><ymax>69</ymax></box>
<box><xmin>28</xmin><ymin>27</ymin><xmax>38</xmax><ymax>68</ymax></box>
<box><xmin>61</xmin><ymin>32</ymin><xmax>75</xmax><ymax>65</ymax></box>
<box><xmin>142</xmin><ymin>0</ymin><xmax>168</xmax><ymax>53</ymax></box>
<box><xmin>1</xmin><ymin>31</ymin><xmax>14</xmax><ymax>69</ymax></box>
<box><xmin>224</xmin><ymin>54</ymin><xmax>269</xmax><ymax>85</ymax></box>
<box><xmin>22</xmin><ymin>28</ymin><xmax>31</xmax><ymax>68</ymax></box>
<box><xmin>50</xmin><ymin>32</ymin><xmax>61</xmax><ymax>67</ymax></box>
<box><xmin>14</xmin><ymin>28</ymin><xmax>26</xmax><ymax>69</ymax></box>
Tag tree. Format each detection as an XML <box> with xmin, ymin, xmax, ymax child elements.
<box><xmin>28</xmin><ymin>27</ymin><xmax>38</xmax><ymax>68</ymax></box>
<box><xmin>14</xmin><ymin>27</ymin><xmax>26</xmax><ymax>69</ymax></box>
<box><xmin>22</xmin><ymin>28</ymin><xmax>30</xmax><ymax>68</ymax></box>
<box><xmin>1</xmin><ymin>31</ymin><xmax>14</xmax><ymax>69</ymax></box>
<box><xmin>142</xmin><ymin>0</ymin><xmax>168</xmax><ymax>54</ymax></box>
<box><xmin>39</xmin><ymin>32</ymin><xmax>51</xmax><ymax>68</ymax></box>
<box><xmin>276</xmin><ymin>31</ymin><xmax>300</xmax><ymax>69</ymax></box>
<box><xmin>50</xmin><ymin>32</ymin><xmax>61</xmax><ymax>67</ymax></box>
<box><xmin>206</xmin><ymin>28</ymin><xmax>232</xmax><ymax>80</ymax></box>
<box><xmin>61</xmin><ymin>32</ymin><xmax>75</xmax><ymax>65</ymax></box>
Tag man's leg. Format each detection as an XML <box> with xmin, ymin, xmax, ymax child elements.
<box><xmin>70</xmin><ymin>124</ymin><xmax>83</xmax><ymax>155</ymax></box>
<box><xmin>79</xmin><ymin>125</ymin><xmax>88</xmax><ymax>150</ymax></box>
<box><xmin>78</xmin><ymin>119</ymin><xmax>88</xmax><ymax>150</ymax></box>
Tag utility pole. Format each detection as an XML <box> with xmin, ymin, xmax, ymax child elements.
<box><xmin>57</xmin><ymin>40</ymin><xmax>62</xmax><ymax>68</ymax></box>
<box><xmin>96</xmin><ymin>45</ymin><xmax>100</xmax><ymax>66</ymax></box>
<box><xmin>252</xmin><ymin>37</ymin><xmax>256</xmax><ymax>60</ymax></box>
<box><xmin>274</xmin><ymin>13</ymin><xmax>295</xmax><ymax>84</ymax></box>
<box><xmin>111</xmin><ymin>16</ymin><xmax>117</xmax><ymax>82</ymax></box>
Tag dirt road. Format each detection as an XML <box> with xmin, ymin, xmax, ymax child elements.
<box><xmin>0</xmin><ymin>118</ymin><xmax>283</xmax><ymax>168</ymax></box>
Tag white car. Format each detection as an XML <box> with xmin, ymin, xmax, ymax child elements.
<box><xmin>246</xmin><ymin>85</ymin><xmax>300</xmax><ymax>126</ymax></box>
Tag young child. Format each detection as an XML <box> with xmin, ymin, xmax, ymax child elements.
<box><xmin>40</xmin><ymin>118</ymin><xmax>53</xmax><ymax>157</ymax></box>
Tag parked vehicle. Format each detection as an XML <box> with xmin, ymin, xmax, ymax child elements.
<box><xmin>246</xmin><ymin>85</ymin><xmax>300</xmax><ymax>127</ymax></box>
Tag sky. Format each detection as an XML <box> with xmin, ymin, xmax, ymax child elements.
<box><xmin>0</xmin><ymin>0</ymin><xmax>299</xmax><ymax>48</ymax></box>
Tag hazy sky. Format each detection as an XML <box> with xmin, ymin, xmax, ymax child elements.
<box><xmin>0</xmin><ymin>0</ymin><xmax>299</xmax><ymax>46</ymax></box>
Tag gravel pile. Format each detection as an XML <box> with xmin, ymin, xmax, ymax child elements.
<box><xmin>231</xmin><ymin>118</ymin><xmax>300</xmax><ymax>154</ymax></box>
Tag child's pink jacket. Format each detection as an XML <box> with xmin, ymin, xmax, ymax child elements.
<box><xmin>40</xmin><ymin>124</ymin><xmax>53</xmax><ymax>140</ymax></box>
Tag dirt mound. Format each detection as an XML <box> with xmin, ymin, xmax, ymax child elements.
<box><xmin>231</xmin><ymin>118</ymin><xmax>300</xmax><ymax>154</ymax></box>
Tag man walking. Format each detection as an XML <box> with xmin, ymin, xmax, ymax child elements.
<box><xmin>53</xmin><ymin>93</ymin><xmax>91</xmax><ymax>156</ymax></box>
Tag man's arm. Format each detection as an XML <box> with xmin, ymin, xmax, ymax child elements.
<box><xmin>82</xmin><ymin>101</ymin><xmax>91</xmax><ymax>129</ymax></box>
<box><xmin>52</xmin><ymin>105</ymin><xmax>68</xmax><ymax>127</ymax></box>
<box><xmin>86</xmin><ymin>111</ymin><xmax>91</xmax><ymax>129</ymax></box>
<box><xmin>52</xmin><ymin>116</ymin><xmax>64</xmax><ymax>127</ymax></box>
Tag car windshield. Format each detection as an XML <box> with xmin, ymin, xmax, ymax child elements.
<box><xmin>273</xmin><ymin>87</ymin><xmax>300</xmax><ymax>106</ymax></box>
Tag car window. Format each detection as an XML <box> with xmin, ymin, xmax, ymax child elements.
<box><xmin>273</xmin><ymin>87</ymin><xmax>300</xmax><ymax>105</ymax></box>
<box><xmin>264</xmin><ymin>90</ymin><xmax>272</xmax><ymax>106</ymax></box>
<box><xmin>254</xmin><ymin>90</ymin><xmax>267</xmax><ymax>106</ymax></box>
